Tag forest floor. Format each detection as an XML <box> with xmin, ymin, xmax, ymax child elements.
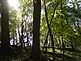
<box><xmin>0</xmin><ymin>46</ymin><xmax>81</xmax><ymax>61</ymax></box>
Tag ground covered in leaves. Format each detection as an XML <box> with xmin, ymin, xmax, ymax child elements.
<box><xmin>0</xmin><ymin>46</ymin><xmax>81</xmax><ymax>61</ymax></box>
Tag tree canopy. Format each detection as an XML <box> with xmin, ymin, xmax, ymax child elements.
<box><xmin>0</xmin><ymin>0</ymin><xmax>81</xmax><ymax>61</ymax></box>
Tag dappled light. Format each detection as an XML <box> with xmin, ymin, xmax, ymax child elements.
<box><xmin>0</xmin><ymin>0</ymin><xmax>81</xmax><ymax>61</ymax></box>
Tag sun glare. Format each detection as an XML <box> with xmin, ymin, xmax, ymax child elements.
<box><xmin>7</xmin><ymin>0</ymin><xmax>19</xmax><ymax>10</ymax></box>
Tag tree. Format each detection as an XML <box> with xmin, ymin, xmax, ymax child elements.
<box><xmin>1</xmin><ymin>0</ymin><xmax>10</xmax><ymax>48</ymax></box>
<box><xmin>31</xmin><ymin>0</ymin><xmax>41</xmax><ymax>60</ymax></box>
<box><xmin>43</xmin><ymin>0</ymin><xmax>56</xmax><ymax>61</ymax></box>
<box><xmin>9</xmin><ymin>10</ymin><xmax>21</xmax><ymax>38</ymax></box>
<box><xmin>18</xmin><ymin>0</ymin><xmax>33</xmax><ymax>47</ymax></box>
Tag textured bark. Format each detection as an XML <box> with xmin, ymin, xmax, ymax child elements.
<box><xmin>32</xmin><ymin>0</ymin><xmax>41</xmax><ymax>60</ymax></box>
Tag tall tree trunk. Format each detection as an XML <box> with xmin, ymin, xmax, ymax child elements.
<box><xmin>32</xmin><ymin>0</ymin><xmax>41</xmax><ymax>60</ymax></box>
<box><xmin>1</xmin><ymin>0</ymin><xmax>10</xmax><ymax>48</ymax></box>
<box><xmin>1</xmin><ymin>0</ymin><xmax>10</xmax><ymax>54</ymax></box>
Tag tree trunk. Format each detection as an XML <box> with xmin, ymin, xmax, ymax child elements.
<box><xmin>18</xmin><ymin>25</ymin><xmax>23</xmax><ymax>47</ymax></box>
<box><xmin>1</xmin><ymin>0</ymin><xmax>10</xmax><ymax>47</ymax></box>
<box><xmin>1</xmin><ymin>0</ymin><xmax>10</xmax><ymax>54</ymax></box>
<box><xmin>44</xmin><ymin>0</ymin><xmax>55</xmax><ymax>61</ymax></box>
<box><xmin>32</xmin><ymin>0</ymin><xmax>41</xmax><ymax>60</ymax></box>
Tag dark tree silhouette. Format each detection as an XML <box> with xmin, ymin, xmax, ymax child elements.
<box><xmin>1</xmin><ymin>0</ymin><xmax>10</xmax><ymax>51</ymax></box>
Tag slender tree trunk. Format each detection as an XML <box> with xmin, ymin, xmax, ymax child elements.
<box><xmin>44</xmin><ymin>0</ymin><xmax>55</xmax><ymax>61</ymax></box>
<box><xmin>21</xmin><ymin>22</ymin><xmax>24</xmax><ymax>47</ymax></box>
<box><xmin>32</xmin><ymin>0</ymin><xmax>41</xmax><ymax>60</ymax></box>
<box><xmin>18</xmin><ymin>27</ymin><xmax>21</xmax><ymax>44</ymax></box>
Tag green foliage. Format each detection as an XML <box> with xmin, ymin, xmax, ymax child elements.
<box><xmin>18</xmin><ymin>0</ymin><xmax>33</xmax><ymax>16</ymax></box>
<box><xmin>6</xmin><ymin>0</ymin><xmax>81</xmax><ymax>50</ymax></box>
<box><xmin>40</xmin><ymin>0</ymin><xmax>81</xmax><ymax>49</ymax></box>
<box><xmin>9</xmin><ymin>9</ymin><xmax>21</xmax><ymax>38</ymax></box>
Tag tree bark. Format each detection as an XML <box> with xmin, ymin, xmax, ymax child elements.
<box><xmin>1</xmin><ymin>0</ymin><xmax>10</xmax><ymax>55</ymax></box>
<box><xmin>1</xmin><ymin>0</ymin><xmax>10</xmax><ymax>48</ymax></box>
